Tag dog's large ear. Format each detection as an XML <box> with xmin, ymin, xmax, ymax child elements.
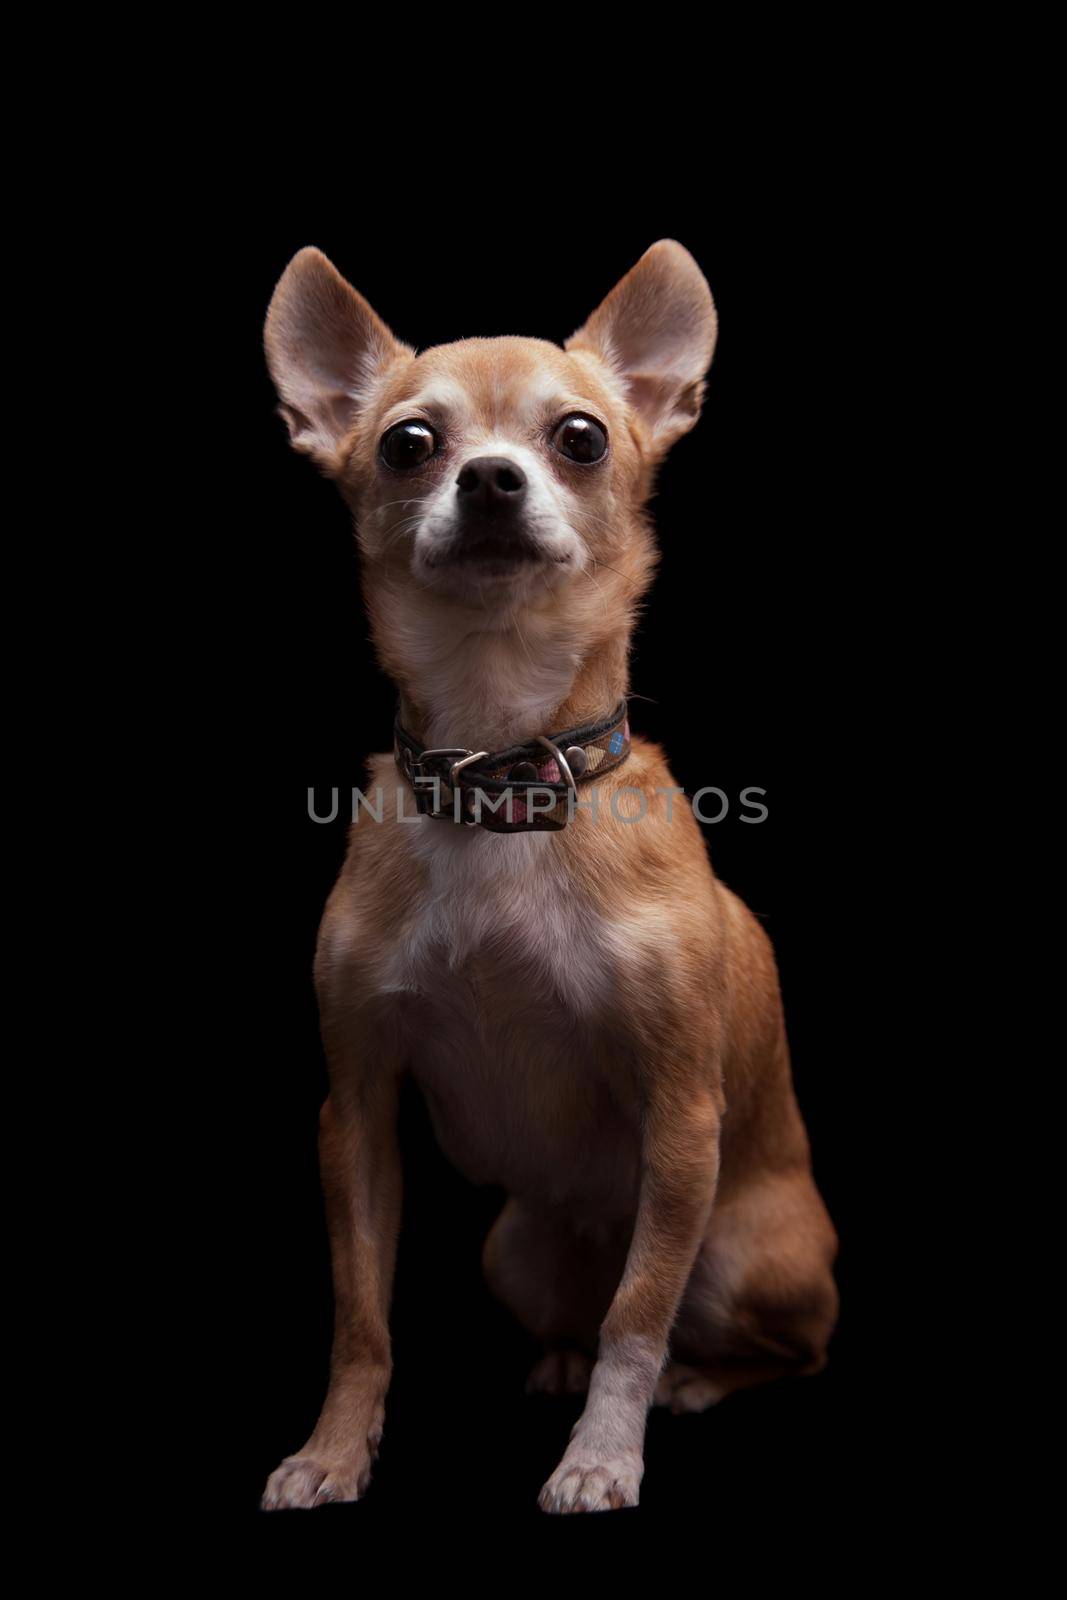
<box><xmin>264</xmin><ymin>247</ymin><xmax>413</xmax><ymax>471</ymax></box>
<box><xmin>566</xmin><ymin>240</ymin><xmax>717</xmax><ymax>453</ymax></box>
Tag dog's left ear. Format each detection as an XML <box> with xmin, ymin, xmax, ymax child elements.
<box><xmin>566</xmin><ymin>240</ymin><xmax>717</xmax><ymax>453</ymax></box>
<box><xmin>264</xmin><ymin>247</ymin><xmax>413</xmax><ymax>472</ymax></box>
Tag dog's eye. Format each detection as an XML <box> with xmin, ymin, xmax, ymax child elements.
<box><xmin>551</xmin><ymin>414</ymin><xmax>608</xmax><ymax>464</ymax></box>
<box><xmin>380</xmin><ymin>421</ymin><xmax>437</xmax><ymax>470</ymax></box>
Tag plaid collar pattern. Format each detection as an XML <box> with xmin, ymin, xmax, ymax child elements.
<box><xmin>394</xmin><ymin>700</ymin><xmax>631</xmax><ymax>833</ymax></box>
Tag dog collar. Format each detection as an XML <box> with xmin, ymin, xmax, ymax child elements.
<box><xmin>394</xmin><ymin>700</ymin><xmax>631</xmax><ymax>833</ymax></box>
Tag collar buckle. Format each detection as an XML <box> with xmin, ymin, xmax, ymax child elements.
<box><xmin>406</xmin><ymin>746</ymin><xmax>488</xmax><ymax>821</ymax></box>
<box><xmin>394</xmin><ymin>699</ymin><xmax>630</xmax><ymax>832</ymax></box>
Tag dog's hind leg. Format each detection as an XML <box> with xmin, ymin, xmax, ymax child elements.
<box><xmin>653</xmin><ymin>1357</ymin><xmax>811</xmax><ymax>1411</ymax></box>
<box><xmin>660</xmin><ymin>1167</ymin><xmax>838</xmax><ymax>1410</ymax></box>
<box><xmin>526</xmin><ymin>1348</ymin><xmax>595</xmax><ymax>1396</ymax></box>
<box><xmin>483</xmin><ymin>1199</ymin><xmax>628</xmax><ymax>1394</ymax></box>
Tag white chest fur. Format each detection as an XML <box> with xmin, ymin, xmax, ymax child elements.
<box><xmin>381</xmin><ymin>823</ymin><xmax>612</xmax><ymax>1017</ymax></box>
<box><xmin>378</xmin><ymin>819</ymin><xmax>641</xmax><ymax>1209</ymax></box>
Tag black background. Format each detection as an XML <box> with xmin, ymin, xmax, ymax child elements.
<box><xmin>174</xmin><ymin>163</ymin><xmax>912</xmax><ymax>1564</ymax></box>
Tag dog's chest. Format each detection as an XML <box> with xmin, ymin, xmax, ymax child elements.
<box><xmin>385</xmin><ymin>826</ymin><xmax>614</xmax><ymax>1013</ymax></box>
<box><xmin>386</xmin><ymin>829</ymin><xmax>640</xmax><ymax>1208</ymax></box>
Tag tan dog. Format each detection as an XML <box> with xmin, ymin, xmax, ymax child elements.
<box><xmin>260</xmin><ymin>242</ymin><xmax>837</xmax><ymax>1515</ymax></box>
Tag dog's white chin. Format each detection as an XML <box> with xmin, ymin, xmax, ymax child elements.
<box><xmin>413</xmin><ymin>555</ymin><xmax>575</xmax><ymax>609</ymax></box>
<box><xmin>412</xmin><ymin>527</ymin><xmax>584</xmax><ymax>607</ymax></box>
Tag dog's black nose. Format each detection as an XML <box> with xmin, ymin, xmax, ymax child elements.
<box><xmin>456</xmin><ymin>456</ymin><xmax>527</xmax><ymax>510</ymax></box>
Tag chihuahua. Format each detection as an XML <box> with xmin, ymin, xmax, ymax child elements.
<box><xmin>260</xmin><ymin>242</ymin><xmax>837</xmax><ymax>1514</ymax></box>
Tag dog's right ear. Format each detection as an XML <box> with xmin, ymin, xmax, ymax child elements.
<box><xmin>566</xmin><ymin>240</ymin><xmax>716</xmax><ymax>456</ymax></box>
<box><xmin>264</xmin><ymin>248</ymin><xmax>413</xmax><ymax>472</ymax></box>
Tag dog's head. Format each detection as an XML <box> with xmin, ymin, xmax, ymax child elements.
<box><xmin>265</xmin><ymin>240</ymin><xmax>715</xmax><ymax>602</ymax></box>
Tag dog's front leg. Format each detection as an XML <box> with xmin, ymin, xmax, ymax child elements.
<box><xmin>539</xmin><ymin>1079</ymin><xmax>721</xmax><ymax>1514</ymax></box>
<box><xmin>262</xmin><ymin>1049</ymin><xmax>402</xmax><ymax>1511</ymax></box>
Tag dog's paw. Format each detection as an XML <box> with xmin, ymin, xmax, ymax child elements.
<box><xmin>261</xmin><ymin>1447</ymin><xmax>374</xmax><ymax>1511</ymax></box>
<box><xmin>538</xmin><ymin>1451</ymin><xmax>643</xmax><ymax>1514</ymax></box>
<box><xmin>653</xmin><ymin>1363</ymin><xmax>725</xmax><ymax>1414</ymax></box>
<box><xmin>526</xmin><ymin>1349</ymin><xmax>593</xmax><ymax>1396</ymax></box>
